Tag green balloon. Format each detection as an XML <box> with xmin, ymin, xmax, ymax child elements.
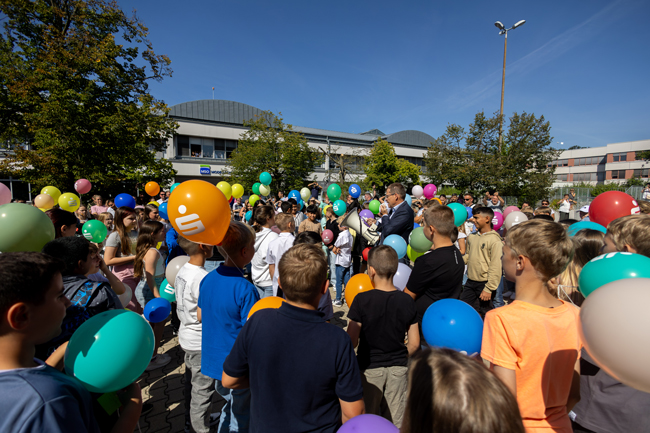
<box><xmin>327</xmin><ymin>184</ymin><xmax>342</xmax><ymax>201</ymax></box>
<box><xmin>64</xmin><ymin>310</ymin><xmax>154</xmax><ymax>393</ymax></box>
<box><xmin>409</xmin><ymin>227</ymin><xmax>433</xmax><ymax>253</ymax></box>
<box><xmin>252</xmin><ymin>182</ymin><xmax>261</xmax><ymax>195</ymax></box>
<box><xmin>249</xmin><ymin>194</ymin><xmax>260</xmax><ymax>207</ymax></box>
<box><xmin>159</xmin><ymin>278</ymin><xmax>175</xmax><ymax>302</ymax></box>
<box><xmin>0</xmin><ymin>203</ymin><xmax>55</xmax><ymax>252</ymax></box>
<box><xmin>579</xmin><ymin>252</ymin><xmax>650</xmax><ymax>298</ymax></box>
<box><xmin>82</xmin><ymin>220</ymin><xmax>108</xmax><ymax>243</ymax></box>
<box><xmin>407</xmin><ymin>245</ymin><xmax>424</xmax><ymax>262</ymax></box>
<box><xmin>369</xmin><ymin>199</ymin><xmax>381</xmax><ymax>215</ymax></box>
<box><xmin>448</xmin><ymin>203</ymin><xmax>468</xmax><ymax>227</ymax></box>
<box><xmin>333</xmin><ymin>199</ymin><xmax>347</xmax><ymax>216</ymax></box>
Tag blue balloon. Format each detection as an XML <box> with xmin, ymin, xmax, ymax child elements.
<box><xmin>288</xmin><ymin>190</ymin><xmax>301</xmax><ymax>201</ymax></box>
<box><xmin>348</xmin><ymin>184</ymin><xmax>361</xmax><ymax>199</ymax></box>
<box><xmin>567</xmin><ymin>221</ymin><xmax>606</xmax><ymax>237</ymax></box>
<box><xmin>158</xmin><ymin>202</ymin><xmax>168</xmax><ymax>220</ymax></box>
<box><xmin>422</xmin><ymin>299</ymin><xmax>484</xmax><ymax>355</ymax></box>
<box><xmin>114</xmin><ymin>193</ymin><xmax>136</xmax><ymax>209</ymax></box>
<box><xmin>143</xmin><ymin>298</ymin><xmax>171</xmax><ymax>323</ymax></box>
<box><xmin>413</xmin><ymin>222</ymin><xmax>420</xmax><ymax>229</ymax></box>
<box><xmin>465</xmin><ymin>206</ymin><xmax>473</xmax><ymax>219</ymax></box>
<box><xmin>405</xmin><ymin>194</ymin><xmax>412</xmax><ymax>206</ymax></box>
<box><xmin>384</xmin><ymin>234</ymin><xmax>407</xmax><ymax>259</ymax></box>
<box><xmin>245</xmin><ymin>210</ymin><xmax>252</xmax><ymax>222</ymax></box>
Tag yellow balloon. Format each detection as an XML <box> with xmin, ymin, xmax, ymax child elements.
<box><xmin>232</xmin><ymin>184</ymin><xmax>244</xmax><ymax>199</ymax></box>
<box><xmin>249</xmin><ymin>194</ymin><xmax>260</xmax><ymax>207</ymax></box>
<box><xmin>259</xmin><ymin>184</ymin><xmax>271</xmax><ymax>197</ymax></box>
<box><xmin>41</xmin><ymin>186</ymin><xmax>61</xmax><ymax>203</ymax></box>
<box><xmin>58</xmin><ymin>192</ymin><xmax>80</xmax><ymax>212</ymax></box>
<box><xmin>147</xmin><ymin>201</ymin><xmax>159</xmax><ymax>207</ymax></box>
<box><xmin>217</xmin><ymin>181</ymin><xmax>232</xmax><ymax>200</ymax></box>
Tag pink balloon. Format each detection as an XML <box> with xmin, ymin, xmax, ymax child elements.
<box><xmin>322</xmin><ymin>229</ymin><xmax>334</xmax><ymax>245</ymax></box>
<box><xmin>0</xmin><ymin>182</ymin><xmax>11</xmax><ymax>205</ymax></box>
<box><xmin>271</xmin><ymin>225</ymin><xmax>281</xmax><ymax>234</ymax></box>
<box><xmin>503</xmin><ymin>206</ymin><xmax>519</xmax><ymax>218</ymax></box>
<box><xmin>74</xmin><ymin>179</ymin><xmax>92</xmax><ymax>194</ymax></box>
<box><xmin>423</xmin><ymin>184</ymin><xmax>437</xmax><ymax>199</ymax></box>
<box><xmin>492</xmin><ymin>210</ymin><xmax>504</xmax><ymax>231</ymax></box>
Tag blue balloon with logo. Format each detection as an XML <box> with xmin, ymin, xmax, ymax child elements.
<box><xmin>422</xmin><ymin>299</ymin><xmax>484</xmax><ymax>355</ymax></box>
<box><xmin>348</xmin><ymin>184</ymin><xmax>361</xmax><ymax>199</ymax></box>
<box><xmin>158</xmin><ymin>202</ymin><xmax>169</xmax><ymax>220</ymax></box>
<box><xmin>384</xmin><ymin>234</ymin><xmax>407</xmax><ymax>259</ymax></box>
<box><xmin>567</xmin><ymin>221</ymin><xmax>606</xmax><ymax>237</ymax></box>
<box><xmin>144</xmin><ymin>298</ymin><xmax>171</xmax><ymax>323</ymax></box>
<box><xmin>114</xmin><ymin>193</ymin><xmax>136</xmax><ymax>209</ymax></box>
<box><xmin>288</xmin><ymin>190</ymin><xmax>301</xmax><ymax>201</ymax></box>
<box><xmin>245</xmin><ymin>210</ymin><xmax>252</xmax><ymax>222</ymax></box>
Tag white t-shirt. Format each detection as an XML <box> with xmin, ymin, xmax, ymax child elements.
<box><xmin>559</xmin><ymin>200</ymin><xmax>571</xmax><ymax>213</ymax></box>
<box><xmin>175</xmin><ymin>263</ymin><xmax>208</xmax><ymax>351</ymax></box>
<box><xmin>266</xmin><ymin>232</ymin><xmax>296</xmax><ymax>296</ymax></box>
<box><xmin>334</xmin><ymin>230</ymin><xmax>353</xmax><ymax>268</ymax></box>
<box><xmin>252</xmin><ymin>227</ymin><xmax>279</xmax><ymax>287</ymax></box>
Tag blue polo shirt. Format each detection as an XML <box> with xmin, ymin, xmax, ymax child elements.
<box><xmin>223</xmin><ymin>303</ymin><xmax>363</xmax><ymax>433</ymax></box>
<box><xmin>198</xmin><ymin>265</ymin><xmax>260</xmax><ymax>381</ymax></box>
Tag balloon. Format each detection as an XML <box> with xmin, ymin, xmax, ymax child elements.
<box><xmin>384</xmin><ymin>234</ymin><xmax>407</xmax><ymax>259</ymax></box>
<box><xmin>300</xmin><ymin>187</ymin><xmax>311</xmax><ymax>202</ymax></box>
<box><xmin>217</xmin><ymin>181</ymin><xmax>232</xmax><ymax>200</ymax></box>
<box><xmin>412</xmin><ymin>185</ymin><xmax>424</xmax><ymax>198</ymax></box>
<box><xmin>423</xmin><ymin>184</ymin><xmax>437</xmax><ymax>199</ymax></box>
<box><xmin>359</xmin><ymin>209</ymin><xmax>374</xmax><ymax>226</ymax></box>
<box><xmin>589</xmin><ymin>191</ymin><xmax>640</xmax><ymax>227</ymax></box>
<box><xmin>147</xmin><ymin>201</ymin><xmax>159</xmax><ymax>207</ymax></box>
<box><xmin>578</xmin><ymin>252</ymin><xmax>650</xmax><ymax>298</ymax></box>
<box><xmin>333</xmin><ymin>199</ymin><xmax>347</xmax><ymax>216</ymax></box>
<box><xmin>81</xmin><ymin>220</ymin><xmax>108</xmax><ymax>243</ymax></box>
<box><xmin>298</xmin><ymin>199</ymin><xmax>304</xmax><ymax>211</ymax></box>
<box><xmin>407</xmin><ymin>244</ymin><xmax>424</xmax><ymax>262</ymax></box>
<box><xmin>448</xmin><ymin>203</ymin><xmax>468</xmax><ymax>227</ymax></box>
<box><xmin>117</xmin><ymin>285</ymin><xmax>132</xmax><ymax>309</ymax></box>
<box><xmin>259</xmin><ymin>172</ymin><xmax>272</xmax><ymax>185</ymax></box>
<box><xmin>145</xmin><ymin>181</ymin><xmax>160</xmax><ymax>196</ymax></box>
<box><xmin>158</xmin><ymin>202</ymin><xmax>169</xmax><ymax>220</ymax></box>
<box><xmin>245</xmin><ymin>210</ymin><xmax>252</xmax><ymax>222</ymax></box>
<box><xmin>0</xmin><ymin>203</ymin><xmax>56</xmax><ymax>252</ymax></box>
<box><xmin>158</xmin><ymin>278</ymin><xmax>175</xmax><ymax>303</ymax></box>
<box><xmin>58</xmin><ymin>192</ymin><xmax>80</xmax><ymax>212</ymax></box>
<box><xmin>64</xmin><ymin>310</ymin><xmax>154</xmax><ymax>393</ymax></box>
<box><xmin>165</xmin><ymin>256</ymin><xmax>190</xmax><ymax>288</ymax></box>
<box><xmin>579</xmin><ymin>278</ymin><xmax>650</xmax><ymax>393</ymax></box>
<box><xmin>431</xmin><ymin>197</ymin><xmax>441</xmax><ymax>204</ymax></box>
<box><xmin>232</xmin><ymin>184</ymin><xmax>244</xmax><ymax>199</ymax></box>
<box><xmin>0</xmin><ymin>182</ymin><xmax>11</xmax><ymax>205</ymax></box>
<box><xmin>41</xmin><ymin>186</ymin><xmax>62</xmax><ymax>203</ymax></box>
<box><xmin>362</xmin><ymin>247</ymin><xmax>371</xmax><ymax>261</ymax></box>
<box><xmin>168</xmin><ymin>180</ymin><xmax>231</xmax><ymax>245</ymax></box>
<box><xmin>74</xmin><ymin>179</ymin><xmax>92</xmax><ymax>195</ymax></box>
<box><xmin>491</xmin><ymin>210</ymin><xmax>504</xmax><ymax>231</ymax></box>
<box><xmin>338</xmin><ymin>414</ymin><xmax>399</xmax><ymax>433</ymax></box>
<box><xmin>393</xmin><ymin>263</ymin><xmax>411</xmax><ymax>291</ymax></box>
<box><xmin>248</xmin><ymin>296</ymin><xmax>285</xmax><ymax>319</ymax></box>
<box><xmin>271</xmin><ymin>225</ymin><xmax>281</xmax><ymax>234</ymax></box>
<box><xmin>345</xmin><ymin>273</ymin><xmax>374</xmax><ymax>307</ymax></box>
<box><xmin>413</xmin><ymin>222</ymin><xmax>420</xmax><ymax>228</ymax></box>
<box><xmin>252</xmin><ymin>182</ymin><xmax>261</xmax><ymax>195</ymax></box>
<box><xmin>423</xmin><ymin>299</ymin><xmax>484</xmax><ymax>354</ymax></box>
<box><xmin>143</xmin><ymin>297</ymin><xmax>171</xmax><ymax>323</ymax></box>
<box><xmin>327</xmin><ymin>184</ymin><xmax>342</xmax><ymax>201</ymax></box>
<box><xmin>566</xmin><ymin>221</ymin><xmax>606</xmax><ymax>237</ymax></box>
<box><xmin>409</xmin><ymin>227</ymin><xmax>433</xmax><ymax>253</ymax></box>
<box><xmin>322</xmin><ymin>229</ymin><xmax>334</xmax><ymax>245</ymax></box>
<box><xmin>170</xmin><ymin>182</ymin><xmax>181</xmax><ymax>193</ymax></box>
<box><xmin>348</xmin><ymin>184</ymin><xmax>361</xmax><ymax>199</ymax></box>
<box><xmin>259</xmin><ymin>184</ymin><xmax>271</xmax><ymax>197</ymax></box>
<box><xmin>369</xmin><ymin>199</ymin><xmax>381</xmax><ymax>215</ymax></box>
<box><xmin>34</xmin><ymin>193</ymin><xmax>55</xmax><ymax>210</ymax></box>
<box><xmin>115</xmin><ymin>193</ymin><xmax>136</xmax><ymax>209</ymax></box>
<box><xmin>404</xmin><ymin>194</ymin><xmax>412</xmax><ymax>206</ymax></box>
<box><xmin>465</xmin><ymin>206</ymin><xmax>474</xmax><ymax>219</ymax></box>
<box><xmin>503</xmin><ymin>205</ymin><xmax>519</xmax><ymax>218</ymax></box>
<box><xmin>504</xmin><ymin>211</ymin><xmax>527</xmax><ymax>231</ymax></box>
<box><xmin>249</xmin><ymin>194</ymin><xmax>260</xmax><ymax>207</ymax></box>
<box><xmin>288</xmin><ymin>190</ymin><xmax>301</xmax><ymax>201</ymax></box>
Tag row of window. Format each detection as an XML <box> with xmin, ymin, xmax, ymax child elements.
<box><xmin>549</xmin><ymin>152</ymin><xmax>633</xmax><ymax>167</ymax></box>
<box><xmin>574</xmin><ymin>156</ymin><xmax>604</xmax><ymax>166</ymax></box>
<box><xmin>556</xmin><ymin>169</ymin><xmax>649</xmax><ymax>181</ymax></box>
<box><xmin>177</xmin><ymin>136</ymin><xmax>238</xmax><ymax>159</ymax></box>
<box><xmin>612</xmin><ymin>152</ymin><xmax>628</xmax><ymax>162</ymax></box>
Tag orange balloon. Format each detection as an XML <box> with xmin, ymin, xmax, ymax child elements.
<box><xmin>248</xmin><ymin>296</ymin><xmax>285</xmax><ymax>319</ymax></box>
<box><xmin>432</xmin><ymin>197</ymin><xmax>441</xmax><ymax>204</ymax></box>
<box><xmin>168</xmin><ymin>180</ymin><xmax>231</xmax><ymax>245</ymax></box>
<box><xmin>145</xmin><ymin>181</ymin><xmax>160</xmax><ymax>196</ymax></box>
<box><xmin>345</xmin><ymin>273</ymin><xmax>374</xmax><ymax>308</ymax></box>
<box><xmin>34</xmin><ymin>193</ymin><xmax>55</xmax><ymax>210</ymax></box>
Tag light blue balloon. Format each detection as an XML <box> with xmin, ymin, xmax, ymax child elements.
<box><xmin>288</xmin><ymin>190</ymin><xmax>301</xmax><ymax>201</ymax></box>
<box><xmin>422</xmin><ymin>299</ymin><xmax>484</xmax><ymax>355</ymax></box>
<box><xmin>170</xmin><ymin>182</ymin><xmax>181</xmax><ymax>193</ymax></box>
<box><xmin>567</xmin><ymin>221</ymin><xmax>606</xmax><ymax>237</ymax></box>
<box><xmin>448</xmin><ymin>202</ymin><xmax>468</xmax><ymax>227</ymax></box>
<box><xmin>348</xmin><ymin>184</ymin><xmax>361</xmax><ymax>199</ymax></box>
<box><xmin>405</xmin><ymin>194</ymin><xmax>412</xmax><ymax>206</ymax></box>
<box><xmin>245</xmin><ymin>210</ymin><xmax>252</xmax><ymax>222</ymax></box>
<box><xmin>333</xmin><ymin>199</ymin><xmax>347</xmax><ymax>216</ymax></box>
<box><xmin>384</xmin><ymin>234</ymin><xmax>407</xmax><ymax>259</ymax></box>
<box><xmin>259</xmin><ymin>171</ymin><xmax>272</xmax><ymax>185</ymax></box>
<box><xmin>159</xmin><ymin>278</ymin><xmax>175</xmax><ymax>302</ymax></box>
<box><xmin>579</xmin><ymin>252</ymin><xmax>650</xmax><ymax>297</ymax></box>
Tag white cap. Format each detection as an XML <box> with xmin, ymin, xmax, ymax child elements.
<box><xmin>580</xmin><ymin>205</ymin><xmax>590</xmax><ymax>213</ymax></box>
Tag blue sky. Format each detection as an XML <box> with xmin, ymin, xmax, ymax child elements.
<box><xmin>121</xmin><ymin>0</ymin><xmax>649</xmax><ymax>149</ymax></box>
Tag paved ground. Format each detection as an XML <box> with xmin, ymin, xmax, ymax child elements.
<box><xmin>136</xmin><ymin>286</ymin><xmax>350</xmax><ymax>432</ymax></box>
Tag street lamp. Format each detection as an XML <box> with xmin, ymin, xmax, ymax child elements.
<box><xmin>495</xmin><ymin>19</ymin><xmax>526</xmax><ymax>151</ymax></box>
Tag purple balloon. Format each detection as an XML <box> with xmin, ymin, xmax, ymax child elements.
<box><xmin>492</xmin><ymin>210</ymin><xmax>504</xmax><ymax>231</ymax></box>
<box><xmin>338</xmin><ymin>414</ymin><xmax>399</xmax><ymax>433</ymax></box>
<box><xmin>359</xmin><ymin>209</ymin><xmax>374</xmax><ymax>226</ymax></box>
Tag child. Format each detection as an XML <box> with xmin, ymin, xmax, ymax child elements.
<box><xmin>324</xmin><ymin>206</ymin><xmax>340</xmax><ymax>289</ymax></box>
<box><xmin>251</xmin><ymin>205</ymin><xmax>279</xmax><ymax>299</ymax></box>
<box><xmin>298</xmin><ymin>204</ymin><xmax>323</xmax><ymax>234</ymax></box>
<box><xmin>401</xmin><ymin>348</ymin><xmax>524</xmax><ymax>433</ymax></box>
<box><xmin>85</xmin><ymin>243</ymin><xmax>127</xmax><ymax>298</ymax></box>
<box><xmin>292</xmin><ymin>231</ymin><xmax>335</xmax><ymax>321</ymax></box>
<box><xmin>221</xmin><ymin>244</ymin><xmax>364</xmax><ymax>433</ymax></box>
<box><xmin>199</xmin><ymin>221</ymin><xmax>260</xmax><ymax>433</ymax></box>
<box><xmin>0</xmin><ymin>252</ymin><xmax>142</xmax><ymax>433</ymax></box>
<box><xmin>37</xmin><ymin>236</ymin><xmax>121</xmax><ymax>360</ymax></box>
<box><xmin>265</xmin><ymin>213</ymin><xmax>296</xmax><ymax>297</ymax></box>
<box><xmin>332</xmin><ymin>217</ymin><xmax>353</xmax><ymax>306</ymax></box>
<box><xmin>347</xmin><ymin>245</ymin><xmax>419</xmax><ymax>427</ymax></box>
<box><xmin>175</xmin><ymin>236</ymin><xmax>220</xmax><ymax>433</ymax></box>
<box><xmin>602</xmin><ymin>213</ymin><xmax>650</xmax><ymax>256</ymax></box>
<box><xmin>461</xmin><ymin>206</ymin><xmax>503</xmax><ymax>318</ymax></box>
<box><xmin>481</xmin><ymin>219</ymin><xmax>580</xmax><ymax>433</ymax></box>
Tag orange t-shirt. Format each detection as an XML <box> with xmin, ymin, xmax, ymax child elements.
<box><xmin>481</xmin><ymin>300</ymin><xmax>582</xmax><ymax>433</ymax></box>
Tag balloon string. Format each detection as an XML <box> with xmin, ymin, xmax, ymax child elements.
<box><xmin>557</xmin><ymin>285</ymin><xmax>577</xmax><ymax>307</ymax></box>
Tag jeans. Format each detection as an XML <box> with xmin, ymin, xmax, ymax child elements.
<box><xmin>361</xmin><ymin>366</ymin><xmax>409</xmax><ymax>428</ymax></box>
<box><xmin>335</xmin><ymin>265</ymin><xmax>351</xmax><ymax>302</ymax></box>
<box><xmin>205</xmin><ymin>260</ymin><xmax>223</xmax><ymax>273</ymax></box>
<box><xmin>184</xmin><ymin>350</ymin><xmax>216</xmax><ymax>433</ymax></box>
<box><xmin>135</xmin><ymin>275</ymin><xmax>164</xmax><ymax>308</ymax></box>
<box><xmin>494</xmin><ymin>276</ymin><xmax>505</xmax><ymax>308</ymax></box>
<box><xmin>216</xmin><ymin>380</ymin><xmax>251</xmax><ymax>433</ymax></box>
<box><xmin>328</xmin><ymin>250</ymin><xmax>337</xmax><ymax>289</ymax></box>
<box><xmin>255</xmin><ymin>285</ymin><xmax>273</xmax><ymax>299</ymax></box>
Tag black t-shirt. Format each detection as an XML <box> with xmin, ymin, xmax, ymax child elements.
<box><xmin>406</xmin><ymin>245</ymin><xmax>464</xmax><ymax>324</ymax></box>
<box><xmin>325</xmin><ymin>219</ymin><xmax>340</xmax><ymax>245</ymax></box>
<box><xmin>347</xmin><ymin>290</ymin><xmax>417</xmax><ymax>370</ymax></box>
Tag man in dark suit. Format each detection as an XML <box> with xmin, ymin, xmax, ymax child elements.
<box><xmin>367</xmin><ymin>183</ymin><xmax>414</xmax><ymax>263</ymax></box>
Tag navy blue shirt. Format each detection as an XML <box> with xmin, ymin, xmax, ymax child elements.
<box><xmin>223</xmin><ymin>303</ymin><xmax>364</xmax><ymax>433</ymax></box>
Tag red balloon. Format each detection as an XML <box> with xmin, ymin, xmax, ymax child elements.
<box><xmin>322</xmin><ymin>229</ymin><xmax>334</xmax><ymax>245</ymax></box>
<box><xmin>589</xmin><ymin>191</ymin><xmax>640</xmax><ymax>228</ymax></box>
<box><xmin>362</xmin><ymin>247</ymin><xmax>371</xmax><ymax>261</ymax></box>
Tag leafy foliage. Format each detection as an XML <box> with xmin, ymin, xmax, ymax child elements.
<box><xmin>635</xmin><ymin>150</ymin><xmax>650</xmax><ymax>161</ymax></box>
<box><xmin>362</xmin><ymin>138</ymin><xmax>421</xmax><ymax>195</ymax></box>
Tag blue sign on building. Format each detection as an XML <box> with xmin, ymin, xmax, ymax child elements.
<box><xmin>200</xmin><ymin>165</ymin><xmax>210</xmax><ymax>175</ymax></box>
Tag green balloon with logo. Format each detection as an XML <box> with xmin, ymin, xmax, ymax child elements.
<box><xmin>579</xmin><ymin>252</ymin><xmax>650</xmax><ymax>298</ymax></box>
<box><xmin>159</xmin><ymin>278</ymin><xmax>176</xmax><ymax>302</ymax></box>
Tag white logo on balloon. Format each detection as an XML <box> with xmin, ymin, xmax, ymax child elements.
<box><xmin>175</xmin><ymin>205</ymin><xmax>206</xmax><ymax>236</ymax></box>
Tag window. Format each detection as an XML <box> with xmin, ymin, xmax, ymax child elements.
<box><xmin>612</xmin><ymin>152</ymin><xmax>627</xmax><ymax>162</ymax></box>
<box><xmin>575</xmin><ymin>156</ymin><xmax>604</xmax><ymax>166</ymax></box>
<box><xmin>634</xmin><ymin>169</ymin><xmax>649</xmax><ymax>178</ymax></box>
<box><xmin>177</xmin><ymin>136</ymin><xmax>190</xmax><ymax>156</ymax></box>
<box><xmin>555</xmin><ymin>174</ymin><xmax>568</xmax><ymax>181</ymax></box>
<box><xmin>573</xmin><ymin>173</ymin><xmax>596</xmax><ymax>182</ymax></box>
<box><xmin>549</xmin><ymin>159</ymin><xmax>569</xmax><ymax>168</ymax></box>
<box><xmin>400</xmin><ymin>156</ymin><xmax>424</xmax><ymax>167</ymax></box>
<box><xmin>176</xmin><ymin>136</ymin><xmax>237</xmax><ymax>158</ymax></box>
<box><xmin>225</xmin><ymin>140</ymin><xmax>237</xmax><ymax>159</ymax></box>
<box><xmin>611</xmin><ymin>170</ymin><xmax>626</xmax><ymax>179</ymax></box>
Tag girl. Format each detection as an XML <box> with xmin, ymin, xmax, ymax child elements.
<box><xmin>142</xmin><ymin>203</ymin><xmax>160</xmax><ymax>223</ymax></box>
<box><xmin>251</xmin><ymin>205</ymin><xmax>278</xmax><ymax>299</ymax></box>
<box><xmin>75</xmin><ymin>205</ymin><xmax>90</xmax><ymax>223</ymax></box>
<box><xmin>133</xmin><ymin>220</ymin><xmax>170</xmax><ymax>370</ymax></box>
<box><xmin>97</xmin><ymin>211</ymin><xmax>114</xmax><ymax>235</ymax></box>
<box><xmin>45</xmin><ymin>208</ymin><xmax>78</xmax><ymax>238</ymax></box>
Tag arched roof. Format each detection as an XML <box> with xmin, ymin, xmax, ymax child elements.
<box><xmin>169</xmin><ymin>100</ymin><xmax>265</xmax><ymax>125</ymax></box>
<box><xmin>384</xmin><ymin>130</ymin><xmax>435</xmax><ymax>148</ymax></box>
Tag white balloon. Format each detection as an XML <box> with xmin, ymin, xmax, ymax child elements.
<box><xmin>259</xmin><ymin>184</ymin><xmax>271</xmax><ymax>197</ymax></box>
<box><xmin>117</xmin><ymin>285</ymin><xmax>132</xmax><ymax>309</ymax></box>
<box><xmin>504</xmin><ymin>211</ymin><xmax>528</xmax><ymax>231</ymax></box>
<box><xmin>166</xmin><ymin>255</ymin><xmax>190</xmax><ymax>288</ymax></box>
<box><xmin>393</xmin><ymin>263</ymin><xmax>412</xmax><ymax>291</ymax></box>
<box><xmin>412</xmin><ymin>185</ymin><xmax>424</xmax><ymax>199</ymax></box>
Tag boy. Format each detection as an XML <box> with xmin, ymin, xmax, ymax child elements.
<box><xmin>0</xmin><ymin>252</ymin><xmax>142</xmax><ymax>433</ymax></box>
<box><xmin>602</xmin><ymin>214</ymin><xmax>650</xmax><ymax>256</ymax></box>
<box><xmin>347</xmin><ymin>246</ymin><xmax>419</xmax><ymax>427</ymax></box>
<box><xmin>222</xmin><ymin>244</ymin><xmax>364</xmax><ymax>433</ymax></box>
<box><xmin>461</xmin><ymin>206</ymin><xmax>503</xmax><ymax>318</ymax></box>
<box><xmin>198</xmin><ymin>221</ymin><xmax>260</xmax><ymax>432</ymax></box>
<box><xmin>298</xmin><ymin>204</ymin><xmax>323</xmax><ymax>235</ymax></box>
<box><xmin>481</xmin><ymin>219</ymin><xmax>580</xmax><ymax>433</ymax></box>
<box><xmin>175</xmin><ymin>236</ymin><xmax>219</xmax><ymax>433</ymax></box>
<box><xmin>405</xmin><ymin>206</ymin><xmax>464</xmax><ymax>332</ymax></box>
<box><xmin>266</xmin><ymin>213</ymin><xmax>296</xmax><ymax>297</ymax></box>
<box><xmin>332</xmin><ymin>218</ymin><xmax>353</xmax><ymax>306</ymax></box>
<box><xmin>324</xmin><ymin>206</ymin><xmax>340</xmax><ymax>289</ymax></box>
<box><xmin>38</xmin><ymin>236</ymin><xmax>120</xmax><ymax>360</ymax></box>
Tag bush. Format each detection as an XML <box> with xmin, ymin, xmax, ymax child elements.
<box><xmin>438</xmin><ymin>186</ymin><xmax>462</xmax><ymax>196</ymax></box>
<box><xmin>591</xmin><ymin>183</ymin><xmax>625</xmax><ymax>197</ymax></box>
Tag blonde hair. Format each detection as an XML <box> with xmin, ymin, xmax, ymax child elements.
<box><xmin>278</xmin><ymin>244</ymin><xmax>327</xmax><ymax>303</ymax></box>
<box><xmin>423</xmin><ymin>206</ymin><xmax>455</xmax><ymax>238</ymax></box>
<box><xmin>217</xmin><ymin>221</ymin><xmax>255</xmax><ymax>258</ymax></box>
<box><xmin>534</xmin><ymin>206</ymin><xmax>552</xmax><ymax>216</ymax></box>
<box><xmin>607</xmin><ymin>214</ymin><xmax>650</xmax><ymax>258</ymax></box>
<box><xmin>274</xmin><ymin>213</ymin><xmax>294</xmax><ymax>232</ymax></box>
<box><xmin>554</xmin><ymin>229</ymin><xmax>604</xmax><ymax>306</ymax></box>
<box><xmin>638</xmin><ymin>200</ymin><xmax>650</xmax><ymax>215</ymax></box>
<box><xmin>368</xmin><ymin>245</ymin><xmax>398</xmax><ymax>279</ymax></box>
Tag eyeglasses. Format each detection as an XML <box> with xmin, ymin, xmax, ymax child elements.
<box><xmin>464</xmin><ymin>198</ymin><xmax>471</xmax><ymax>201</ymax></box>
<box><xmin>386</xmin><ymin>193</ymin><xmax>397</xmax><ymax>198</ymax></box>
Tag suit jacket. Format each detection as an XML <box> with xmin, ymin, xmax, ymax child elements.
<box><xmin>377</xmin><ymin>201</ymin><xmax>415</xmax><ymax>245</ymax></box>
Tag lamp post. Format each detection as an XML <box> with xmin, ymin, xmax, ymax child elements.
<box><xmin>494</xmin><ymin>19</ymin><xmax>526</xmax><ymax>151</ymax></box>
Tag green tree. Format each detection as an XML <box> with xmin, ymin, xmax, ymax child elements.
<box><xmin>0</xmin><ymin>0</ymin><xmax>178</xmax><ymax>196</ymax></box>
<box><xmin>636</xmin><ymin>150</ymin><xmax>650</xmax><ymax>161</ymax></box>
<box><xmin>362</xmin><ymin>138</ymin><xmax>421</xmax><ymax>195</ymax></box>
<box><xmin>227</xmin><ymin>111</ymin><xmax>323</xmax><ymax>195</ymax></box>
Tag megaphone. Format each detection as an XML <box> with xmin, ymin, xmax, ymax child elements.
<box><xmin>340</xmin><ymin>210</ymin><xmax>380</xmax><ymax>245</ymax></box>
